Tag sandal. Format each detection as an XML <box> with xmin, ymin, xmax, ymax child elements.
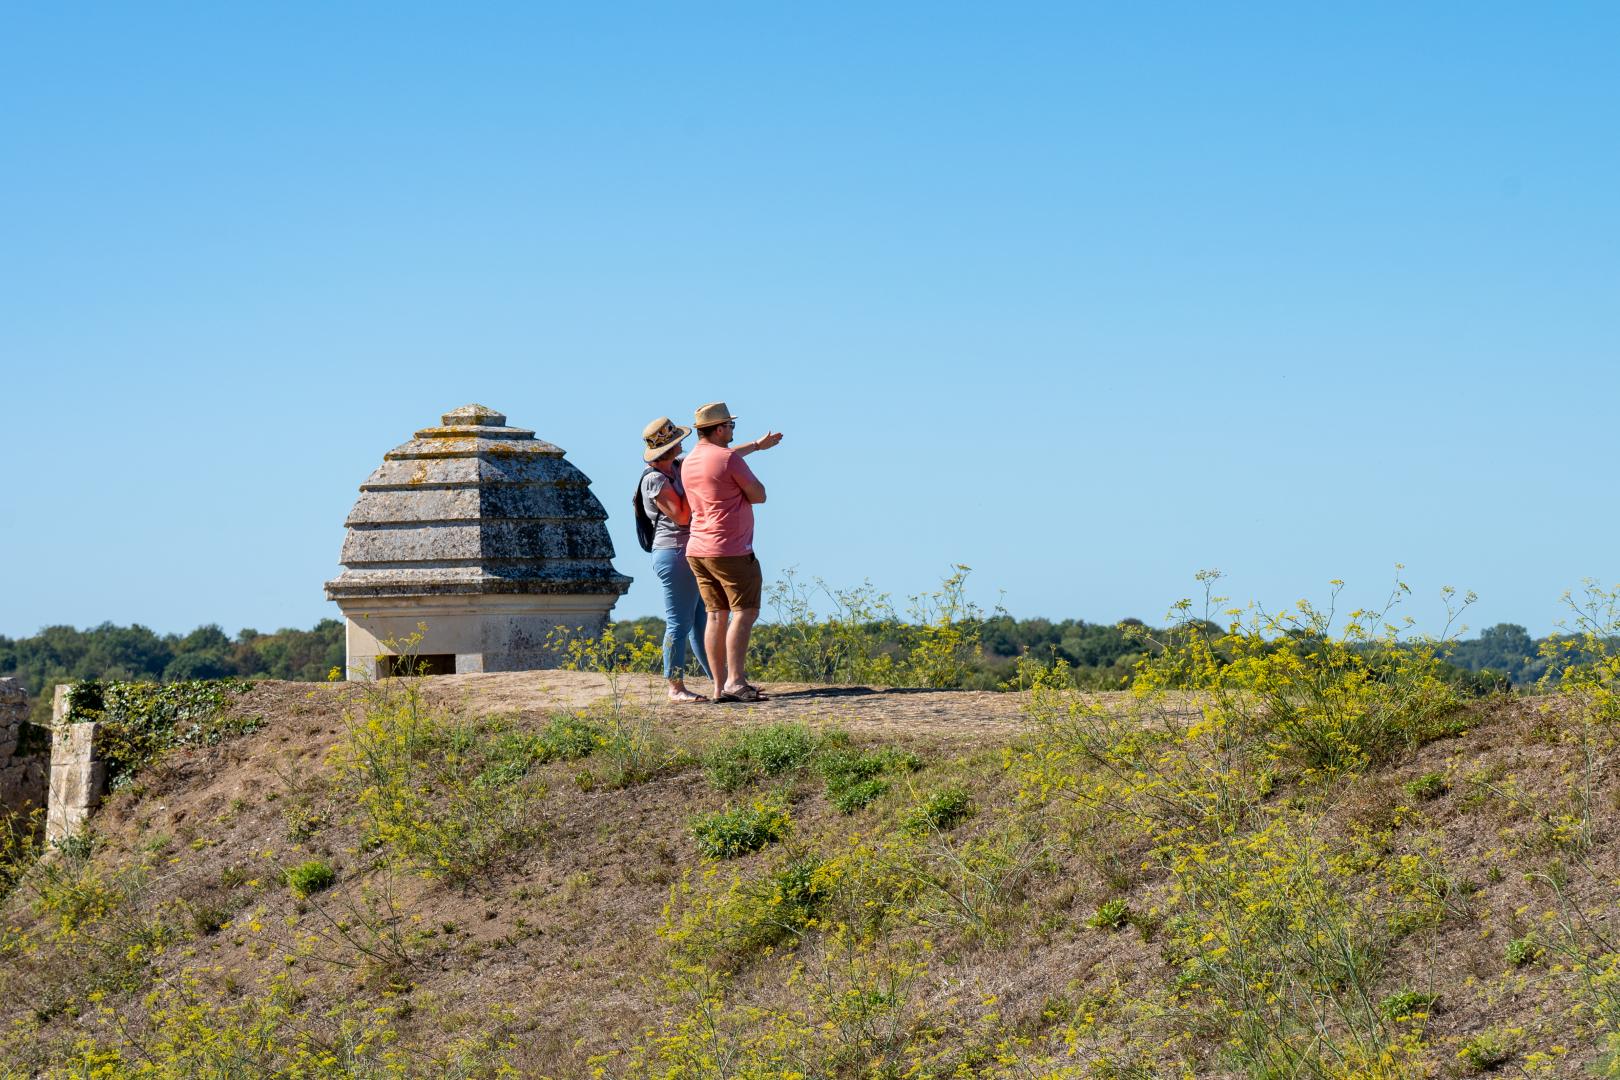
<box><xmin>729</xmin><ymin>684</ymin><xmax>769</xmax><ymax>703</ymax></box>
<box><xmin>712</xmin><ymin>692</ymin><xmax>742</xmax><ymax>705</ymax></box>
<box><xmin>668</xmin><ymin>690</ymin><xmax>709</xmax><ymax>704</ymax></box>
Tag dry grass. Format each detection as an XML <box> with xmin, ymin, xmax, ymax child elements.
<box><xmin>1</xmin><ymin>676</ymin><xmax>1617</xmax><ymax>1076</ymax></box>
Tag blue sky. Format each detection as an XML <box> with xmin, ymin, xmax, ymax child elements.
<box><xmin>2</xmin><ymin>3</ymin><xmax>1616</xmax><ymax>640</ymax></box>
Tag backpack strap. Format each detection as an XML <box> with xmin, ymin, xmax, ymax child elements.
<box><xmin>641</xmin><ymin>466</ymin><xmax>667</xmax><ymax>527</ymax></box>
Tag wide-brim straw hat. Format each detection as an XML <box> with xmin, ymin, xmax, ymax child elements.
<box><xmin>694</xmin><ymin>401</ymin><xmax>740</xmax><ymax>429</ymax></box>
<box><xmin>642</xmin><ymin>416</ymin><xmax>692</xmax><ymax>462</ymax></box>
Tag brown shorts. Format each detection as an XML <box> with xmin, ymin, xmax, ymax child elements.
<box><xmin>686</xmin><ymin>553</ymin><xmax>763</xmax><ymax>612</ymax></box>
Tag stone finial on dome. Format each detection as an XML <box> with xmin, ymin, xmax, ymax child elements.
<box><xmin>442</xmin><ymin>404</ymin><xmax>507</xmax><ymax>427</ymax></box>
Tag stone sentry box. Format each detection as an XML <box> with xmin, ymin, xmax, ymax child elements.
<box><xmin>324</xmin><ymin>405</ymin><xmax>632</xmax><ymax>679</ymax></box>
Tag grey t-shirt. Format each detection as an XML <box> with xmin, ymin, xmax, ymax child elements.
<box><xmin>640</xmin><ymin>465</ymin><xmax>691</xmax><ymax>551</ymax></box>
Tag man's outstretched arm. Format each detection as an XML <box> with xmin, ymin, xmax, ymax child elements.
<box><xmin>735</xmin><ymin>430</ymin><xmax>784</xmax><ymax>458</ymax></box>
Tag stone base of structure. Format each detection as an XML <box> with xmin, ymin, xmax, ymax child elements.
<box><xmin>335</xmin><ymin>593</ymin><xmax>621</xmax><ymax>680</ymax></box>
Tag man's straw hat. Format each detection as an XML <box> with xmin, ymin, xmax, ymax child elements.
<box><xmin>694</xmin><ymin>401</ymin><xmax>740</xmax><ymax>429</ymax></box>
<box><xmin>641</xmin><ymin>416</ymin><xmax>691</xmax><ymax>462</ymax></box>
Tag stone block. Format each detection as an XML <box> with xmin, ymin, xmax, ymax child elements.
<box><xmin>46</xmin><ymin>721</ymin><xmax>105</xmax><ymax>843</ymax></box>
<box><xmin>50</xmin><ymin>759</ymin><xmax>106</xmax><ymax>810</ymax></box>
<box><xmin>53</xmin><ymin>722</ymin><xmax>101</xmax><ymax>765</ymax></box>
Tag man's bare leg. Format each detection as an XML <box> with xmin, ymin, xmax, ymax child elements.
<box><xmin>704</xmin><ymin>609</ymin><xmax>731</xmax><ymax>699</ymax></box>
<box><xmin>724</xmin><ymin>608</ymin><xmax>760</xmax><ymax>694</ymax></box>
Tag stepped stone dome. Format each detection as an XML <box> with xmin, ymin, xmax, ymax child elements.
<box><xmin>324</xmin><ymin>404</ymin><xmax>631</xmax><ymax>677</ymax></box>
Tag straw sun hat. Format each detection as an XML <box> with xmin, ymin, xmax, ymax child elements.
<box><xmin>693</xmin><ymin>401</ymin><xmax>740</xmax><ymax>428</ymax></box>
<box><xmin>641</xmin><ymin>416</ymin><xmax>692</xmax><ymax>462</ymax></box>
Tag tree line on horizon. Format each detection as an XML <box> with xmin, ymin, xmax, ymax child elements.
<box><xmin>0</xmin><ymin>615</ymin><xmax>1562</xmax><ymax>726</ymax></box>
<box><xmin>0</xmin><ymin>621</ymin><xmax>345</xmax><ymax>726</ymax></box>
<box><xmin>620</xmin><ymin>613</ymin><xmax>1555</xmax><ymax>691</ymax></box>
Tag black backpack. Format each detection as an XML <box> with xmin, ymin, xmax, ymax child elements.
<box><xmin>631</xmin><ymin>466</ymin><xmax>663</xmax><ymax>553</ymax></box>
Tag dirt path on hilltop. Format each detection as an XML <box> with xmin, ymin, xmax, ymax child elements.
<box><xmin>417</xmin><ymin>671</ymin><xmax>1052</xmax><ymax>747</ymax></box>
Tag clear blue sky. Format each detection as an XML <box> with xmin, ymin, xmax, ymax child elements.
<box><xmin>3</xmin><ymin>3</ymin><xmax>1616</xmax><ymax>640</ymax></box>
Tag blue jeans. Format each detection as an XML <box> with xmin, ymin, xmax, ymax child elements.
<box><xmin>653</xmin><ymin>547</ymin><xmax>711</xmax><ymax>680</ymax></box>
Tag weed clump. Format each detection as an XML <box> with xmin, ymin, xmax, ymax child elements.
<box><xmin>1379</xmin><ymin>989</ymin><xmax>1438</xmax><ymax>1020</ymax></box>
<box><xmin>1404</xmin><ymin>772</ymin><xmax>1449</xmax><ymax>801</ymax></box>
<box><xmin>692</xmin><ymin>801</ymin><xmax>793</xmax><ymax>859</ymax></box>
<box><xmin>1506</xmin><ymin>935</ymin><xmax>1543</xmax><ymax>967</ymax></box>
<box><xmin>817</xmin><ymin>746</ymin><xmax>921</xmax><ymax>814</ymax></box>
<box><xmin>703</xmin><ymin>723</ymin><xmax>820</xmax><ymax>791</ymax></box>
<box><xmin>285</xmin><ymin>860</ymin><xmax>335</xmax><ymax>898</ymax></box>
<box><xmin>537</xmin><ymin>713</ymin><xmax>603</xmax><ymax>761</ymax></box>
<box><xmin>1088</xmin><ymin>898</ymin><xmax>1129</xmax><ymax>930</ymax></box>
<box><xmin>902</xmin><ymin>786</ymin><xmax>975</xmax><ymax>835</ymax></box>
<box><xmin>328</xmin><ymin>685</ymin><xmax>549</xmax><ymax>883</ymax></box>
<box><xmin>1459</xmin><ymin>1030</ymin><xmax>1514</xmax><ymax>1072</ymax></box>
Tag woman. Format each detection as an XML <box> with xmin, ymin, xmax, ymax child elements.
<box><xmin>640</xmin><ymin>416</ymin><xmax>712</xmax><ymax>702</ymax></box>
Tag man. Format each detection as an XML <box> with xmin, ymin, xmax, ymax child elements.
<box><xmin>683</xmin><ymin>401</ymin><xmax>783</xmax><ymax>703</ymax></box>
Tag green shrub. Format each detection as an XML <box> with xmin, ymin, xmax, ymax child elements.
<box><xmin>818</xmin><ymin>745</ymin><xmax>922</xmax><ymax>813</ymax></box>
<box><xmin>692</xmin><ymin>801</ymin><xmax>793</xmax><ymax>859</ymax></box>
<box><xmin>703</xmin><ymin>724</ymin><xmax>819</xmax><ymax>791</ymax></box>
<box><xmin>285</xmin><ymin>860</ymin><xmax>335</xmax><ymax>897</ymax></box>
<box><xmin>187</xmin><ymin>901</ymin><xmax>231</xmax><ymax>936</ymax></box>
<box><xmin>830</xmin><ymin>777</ymin><xmax>890</xmax><ymax>814</ymax></box>
<box><xmin>1088</xmin><ymin>898</ymin><xmax>1129</xmax><ymax>930</ymax></box>
<box><xmin>473</xmin><ymin>730</ymin><xmax>548</xmax><ymax>789</ymax></box>
<box><xmin>537</xmin><ymin>713</ymin><xmax>603</xmax><ymax>762</ymax></box>
<box><xmin>763</xmin><ymin>854</ymin><xmax>827</xmax><ymax>929</ymax></box>
<box><xmin>32</xmin><ymin>860</ymin><xmax>126</xmax><ymax>933</ymax></box>
<box><xmin>1403</xmin><ymin>772</ymin><xmax>1449</xmax><ymax>801</ymax></box>
<box><xmin>1459</xmin><ymin>1030</ymin><xmax>1513</xmax><ymax>1072</ymax></box>
<box><xmin>720</xmin><ymin>853</ymin><xmax>831</xmax><ymax>952</ymax></box>
<box><xmin>591</xmin><ymin>713</ymin><xmax>687</xmax><ymax>788</ymax></box>
<box><xmin>1378</xmin><ymin>989</ymin><xmax>1438</xmax><ymax>1020</ymax></box>
<box><xmin>280</xmin><ymin>798</ymin><xmax>327</xmax><ymax>842</ymax></box>
<box><xmin>1505</xmin><ymin>935</ymin><xmax>1543</xmax><ymax>967</ymax></box>
<box><xmin>0</xmin><ymin>811</ymin><xmax>45</xmax><ymax>902</ymax></box>
<box><xmin>902</xmin><ymin>786</ymin><xmax>976</xmax><ymax>834</ymax></box>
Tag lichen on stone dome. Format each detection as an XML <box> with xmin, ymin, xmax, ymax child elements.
<box><xmin>324</xmin><ymin>404</ymin><xmax>632</xmax><ymax>601</ymax></box>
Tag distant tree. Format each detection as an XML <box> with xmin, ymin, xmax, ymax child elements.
<box><xmin>1446</xmin><ymin>623</ymin><xmax>1545</xmax><ymax>684</ymax></box>
<box><xmin>163</xmin><ymin>651</ymin><xmax>234</xmax><ymax>681</ymax></box>
<box><xmin>177</xmin><ymin>624</ymin><xmax>231</xmax><ymax>654</ymax></box>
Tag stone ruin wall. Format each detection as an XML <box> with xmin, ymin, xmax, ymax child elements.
<box><xmin>0</xmin><ymin>679</ymin><xmax>106</xmax><ymax>843</ymax></box>
<box><xmin>47</xmin><ymin>687</ymin><xmax>104</xmax><ymax>843</ymax></box>
<box><xmin>0</xmin><ymin>677</ymin><xmax>49</xmax><ymax>819</ymax></box>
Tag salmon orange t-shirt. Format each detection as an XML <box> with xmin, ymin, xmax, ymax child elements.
<box><xmin>683</xmin><ymin>441</ymin><xmax>760</xmax><ymax>557</ymax></box>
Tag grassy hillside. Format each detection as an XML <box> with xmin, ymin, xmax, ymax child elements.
<box><xmin>1</xmin><ymin>597</ymin><xmax>1618</xmax><ymax>1078</ymax></box>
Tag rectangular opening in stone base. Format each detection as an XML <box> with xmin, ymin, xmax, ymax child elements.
<box><xmin>378</xmin><ymin>654</ymin><xmax>457</xmax><ymax>678</ymax></box>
